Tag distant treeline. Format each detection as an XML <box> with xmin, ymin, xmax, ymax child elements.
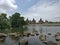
<box><xmin>25</xmin><ymin>18</ymin><xmax>60</xmax><ymax>24</ymax></box>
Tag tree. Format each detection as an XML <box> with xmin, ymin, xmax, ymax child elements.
<box><xmin>0</xmin><ymin>13</ymin><xmax>9</xmax><ymax>32</ymax></box>
<box><xmin>10</xmin><ymin>12</ymin><xmax>26</xmax><ymax>33</ymax></box>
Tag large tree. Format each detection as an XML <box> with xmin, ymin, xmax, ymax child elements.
<box><xmin>0</xmin><ymin>13</ymin><xmax>9</xmax><ymax>32</ymax></box>
<box><xmin>10</xmin><ymin>12</ymin><xmax>26</xmax><ymax>33</ymax></box>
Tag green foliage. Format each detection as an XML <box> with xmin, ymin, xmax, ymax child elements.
<box><xmin>9</xmin><ymin>12</ymin><xmax>26</xmax><ymax>33</ymax></box>
<box><xmin>0</xmin><ymin>12</ymin><xmax>27</xmax><ymax>33</ymax></box>
<box><xmin>10</xmin><ymin>12</ymin><xmax>25</xmax><ymax>28</ymax></box>
<box><xmin>0</xmin><ymin>13</ymin><xmax>9</xmax><ymax>32</ymax></box>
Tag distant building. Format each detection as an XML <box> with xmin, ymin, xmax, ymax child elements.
<box><xmin>39</xmin><ymin>18</ymin><xmax>44</xmax><ymax>24</ymax></box>
<box><xmin>31</xmin><ymin>18</ymin><xmax>36</xmax><ymax>24</ymax></box>
<box><xmin>26</xmin><ymin>18</ymin><xmax>36</xmax><ymax>24</ymax></box>
<box><xmin>26</xmin><ymin>18</ymin><xmax>29</xmax><ymax>23</ymax></box>
<box><xmin>26</xmin><ymin>18</ymin><xmax>30</xmax><ymax>24</ymax></box>
<box><xmin>45</xmin><ymin>20</ymin><xmax>48</xmax><ymax>24</ymax></box>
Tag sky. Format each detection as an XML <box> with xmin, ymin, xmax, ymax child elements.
<box><xmin>0</xmin><ymin>0</ymin><xmax>60</xmax><ymax>22</ymax></box>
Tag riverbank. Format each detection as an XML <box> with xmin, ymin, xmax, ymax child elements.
<box><xmin>28</xmin><ymin>23</ymin><xmax>60</xmax><ymax>26</ymax></box>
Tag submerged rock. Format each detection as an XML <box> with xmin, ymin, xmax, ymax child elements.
<box><xmin>23</xmin><ymin>31</ymin><xmax>30</xmax><ymax>37</ymax></box>
<box><xmin>0</xmin><ymin>33</ymin><xmax>7</xmax><ymax>41</ymax></box>
<box><xmin>19</xmin><ymin>39</ymin><xmax>28</xmax><ymax>45</ymax></box>
<box><xmin>54</xmin><ymin>32</ymin><xmax>60</xmax><ymax>41</ymax></box>
<box><xmin>48</xmin><ymin>33</ymin><xmax>51</xmax><ymax>35</ymax></box>
<box><xmin>9</xmin><ymin>32</ymin><xmax>20</xmax><ymax>39</ymax></box>
<box><xmin>39</xmin><ymin>35</ymin><xmax>46</xmax><ymax>41</ymax></box>
<box><xmin>43</xmin><ymin>40</ymin><xmax>48</xmax><ymax>44</ymax></box>
<box><xmin>55</xmin><ymin>35</ymin><xmax>60</xmax><ymax>41</ymax></box>
<box><xmin>47</xmin><ymin>41</ymin><xmax>57</xmax><ymax>45</ymax></box>
<box><xmin>55</xmin><ymin>32</ymin><xmax>60</xmax><ymax>37</ymax></box>
<box><xmin>31</xmin><ymin>32</ymin><xmax>35</xmax><ymax>36</ymax></box>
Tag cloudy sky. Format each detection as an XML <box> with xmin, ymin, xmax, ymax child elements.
<box><xmin>0</xmin><ymin>0</ymin><xmax>60</xmax><ymax>22</ymax></box>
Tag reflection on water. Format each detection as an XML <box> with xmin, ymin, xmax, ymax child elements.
<box><xmin>0</xmin><ymin>36</ymin><xmax>19</xmax><ymax>45</ymax></box>
<box><xmin>0</xmin><ymin>24</ymin><xmax>60</xmax><ymax>45</ymax></box>
<box><xmin>0</xmin><ymin>36</ymin><xmax>46</xmax><ymax>45</ymax></box>
<box><xmin>28</xmin><ymin>36</ymin><xmax>46</xmax><ymax>45</ymax></box>
<box><xmin>27</xmin><ymin>24</ymin><xmax>60</xmax><ymax>35</ymax></box>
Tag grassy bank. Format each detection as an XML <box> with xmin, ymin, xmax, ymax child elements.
<box><xmin>39</xmin><ymin>24</ymin><xmax>60</xmax><ymax>26</ymax></box>
<box><xmin>28</xmin><ymin>23</ymin><xmax>60</xmax><ymax>26</ymax></box>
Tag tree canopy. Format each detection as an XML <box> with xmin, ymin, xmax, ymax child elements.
<box><xmin>10</xmin><ymin>12</ymin><xmax>25</xmax><ymax>28</ymax></box>
<box><xmin>0</xmin><ymin>13</ymin><xmax>9</xmax><ymax>32</ymax></box>
<box><xmin>0</xmin><ymin>12</ymin><xmax>26</xmax><ymax>33</ymax></box>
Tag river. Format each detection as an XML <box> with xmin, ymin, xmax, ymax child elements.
<box><xmin>0</xmin><ymin>24</ymin><xmax>60</xmax><ymax>45</ymax></box>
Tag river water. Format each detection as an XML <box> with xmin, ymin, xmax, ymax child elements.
<box><xmin>0</xmin><ymin>24</ymin><xmax>60</xmax><ymax>45</ymax></box>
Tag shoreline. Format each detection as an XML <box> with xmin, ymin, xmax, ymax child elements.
<box><xmin>27</xmin><ymin>23</ymin><xmax>60</xmax><ymax>26</ymax></box>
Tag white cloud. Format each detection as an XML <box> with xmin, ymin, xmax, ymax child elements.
<box><xmin>0</xmin><ymin>0</ymin><xmax>17</xmax><ymax>13</ymax></box>
<box><xmin>24</xmin><ymin>0</ymin><xmax>60</xmax><ymax>22</ymax></box>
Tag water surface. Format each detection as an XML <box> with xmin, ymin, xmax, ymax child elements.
<box><xmin>0</xmin><ymin>24</ymin><xmax>60</xmax><ymax>45</ymax></box>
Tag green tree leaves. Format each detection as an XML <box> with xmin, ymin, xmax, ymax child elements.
<box><xmin>0</xmin><ymin>12</ymin><xmax>26</xmax><ymax>33</ymax></box>
<box><xmin>10</xmin><ymin>12</ymin><xmax>25</xmax><ymax>28</ymax></box>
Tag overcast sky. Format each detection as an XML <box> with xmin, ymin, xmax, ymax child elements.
<box><xmin>0</xmin><ymin>0</ymin><xmax>60</xmax><ymax>22</ymax></box>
